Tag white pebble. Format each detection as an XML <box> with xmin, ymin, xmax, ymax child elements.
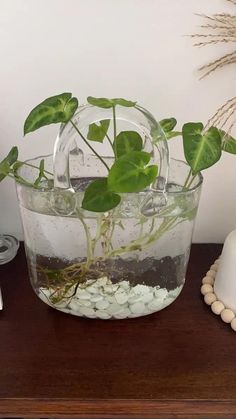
<box><xmin>130</xmin><ymin>302</ymin><xmax>145</xmax><ymax>314</ymax></box>
<box><xmin>204</xmin><ymin>292</ymin><xmax>217</xmax><ymax>305</ymax></box>
<box><xmin>79</xmin><ymin>307</ymin><xmax>96</xmax><ymax>317</ymax></box>
<box><xmin>40</xmin><ymin>288</ymin><xmax>51</xmax><ymax>299</ymax></box>
<box><xmin>118</xmin><ymin>281</ymin><xmax>130</xmax><ymax>290</ymax></box>
<box><xmin>128</xmin><ymin>294</ymin><xmax>143</xmax><ymax>304</ymax></box>
<box><xmin>211</xmin><ymin>300</ymin><xmax>225</xmax><ymax>315</ymax></box>
<box><xmin>38</xmin><ymin>289</ymin><xmax>50</xmax><ymax>303</ymax></box>
<box><xmin>201</xmin><ymin>284</ymin><xmax>213</xmax><ymax>295</ymax></box>
<box><xmin>103</xmin><ymin>285</ymin><xmax>114</xmax><ymax>294</ymax></box>
<box><xmin>142</xmin><ymin>293</ymin><xmax>154</xmax><ymax>304</ymax></box>
<box><xmin>78</xmin><ymin>299</ymin><xmax>92</xmax><ymax>307</ymax></box>
<box><xmin>168</xmin><ymin>287</ymin><xmax>182</xmax><ymax>298</ymax></box>
<box><xmin>133</xmin><ymin>284</ymin><xmax>150</xmax><ymax>295</ymax></box>
<box><xmin>107</xmin><ymin>303</ymin><xmax>124</xmax><ymax>315</ymax></box>
<box><xmin>113</xmin><ymin>308</ymin><xmax>131</xmax><ymax>319</ymax></box>
<box><xmin>206</xmin><ymin>270</ymin><xmax>216</xmax><ymax>278</ymax></box>
<box><xmin>86</xmin><ymin>286</ymin><xmax>98</xmax><ymax>294</ymax></box>
<box><xmin>59</xmin><ymin>308</ymin><xmax>71</xmax><ymax>314</ymax></box>
<box><xmin>231</xmin><ymin>318</ymin><xmax>236</xmax><ymax>331</ymax></box>
<box><xmin>115</xmin><ymin>291</ymin><xmax>128</xmax><ymax>305</ymax></box>
<box><xmin>221</xmin><ymin>308</ymin><xmax>235</xmax><ymax>323</ymax></box>
<box><xmin>69</xmin><ymin>300</ymin><xmax>80</xmax><ymax>311</ymax></box>
<box><xmin>76</xmin><ymin>289</ymin><xmax>91</xmax><ymax>300</ymax></box>
<box><xmin>97</xmin><ymin>277</ymin><xmax>108</xmax><ymax>286</ymax></box>
<box><xmin>202</xmin><ymin>276</ymin><xmax>214</xmax><ymax>286</ymax></box>
<box><xmin>148</xmin><ymin>299</ymin><xmax>164</xmax><ymax>311</ymax></box>
<box><xmin>96</xmin><ymin>310</ymin><xmax>111</xmax><ymax>319</ymax></box>
<box><xmin>90</xmin><ymin>295</ymin><xmax>103</xmax><ymax>303</ymax></box>
<box><xmin>95</xmin><ymin>299</ymin><xmax>110</xmax><ymax>310</ymax></box>
<box><xmin>154</xmin><ymin>288</ymin><xmax>168</xmax><ymax>300</ymax></box>
<box><xmin>128</xmin><ymin>313</ymin><xmax>142</xmax><ymax>318</ymax></box>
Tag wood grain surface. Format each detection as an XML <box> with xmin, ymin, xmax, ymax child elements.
<box><xmin>1</xmin><ymin>243</ymin><xmax>236</xmax><ymax>418</ymax></box>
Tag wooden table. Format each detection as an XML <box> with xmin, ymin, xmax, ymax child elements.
<box><xmin>0</xmin><ymin>243</ymin><xmax>236</xmax><ymax>418</ymax></box>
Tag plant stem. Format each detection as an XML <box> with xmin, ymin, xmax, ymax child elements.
<box><xmin>70</xmin><ymin>120</ymin><xmax>110</xmax><ymax>171</ymax></box>
<box><xmin>75</xmin><ymin>209</ymin><xmax>93</xmax><ymax>266</ymax></box>
<box><xmin>100</xmin><ymin>125</ymin><xmax>114</xmax><ymax>154</ymax></box>
<box><xmin>8</xmin><ymin>172</ymin><xmax>40</xmax><ymax>189</ymax></box>
<box><xmin>183</xmin><ymin>168</ymin><xmax>192</xmax><ymax>189</ymax></box>
<box><xmin>105</xmin><ymin>133</ymin><xmax>114</xmax><ymax>153</ymax></box>
<box><xmin>186</xmin><ymin>174</ymin><xmax>197</xmax><ymax>189</ymax></box>
<box><xmin>112</xmin><ymin>105</ymin><xmax>117</xmax><ymax>159</ymax></box>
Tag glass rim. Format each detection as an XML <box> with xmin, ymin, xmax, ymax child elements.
<box><xmin>19</xmin><ymin>154</ymin><xmax>203</xmax><ymax>196</ymax></box>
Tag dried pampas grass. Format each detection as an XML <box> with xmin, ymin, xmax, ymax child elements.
<box><xmin>192</xmin><ymin>3</ymin><xmax>236</xmax><ymax>78</ymax></box>
<box><xmin>205</xmin><ymin>96</ymin><xmax>236</xmax><ymax>132</ymax></box>
<box><xmin>193</xmin><ymin>1</ymin><xmax>236</xmax><ymax>132</ymax></box>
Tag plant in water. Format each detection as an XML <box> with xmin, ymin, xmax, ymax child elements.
<box><xmin>2</xmin><ymin>92</ymin><xmax>236</xmax><ymax>305</ymax></box>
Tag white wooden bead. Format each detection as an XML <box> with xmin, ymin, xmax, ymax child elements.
<box><xmin>201</xmin><ymin>284</ymin><xmax>213</xmax><ymax>295</ymax></box>
<box><xmin>211</xmin><ymin>300</ymin><xmax>225</xmax><ymax>315</ymax></box>
<box><xmin>206</xmin><ymin>270</ymin><xmax>216</xmax><ymax>278</ymax></box>
<box><xmin>221</xmin><ymin>308</ymin><xmax>235</xmax><ymax>323</ymax></box>
<box><xmin>231</xmin><ymin>318</ymin><xmax>236</xmax><ymax>331</ymax></box>
<box><xmin>210</xmin><ymin>264</ymin><xmax>218</xmax><ymax>272</ymax></box>
<box><xmin>204</xmin><ymin>292</ymin><xmax>217</xmax><ymax>305</ymax></box>
<box><xmin>202</xmin><ymin>276</ymin><xmax>214</xmax><ymax>286</ymax></box>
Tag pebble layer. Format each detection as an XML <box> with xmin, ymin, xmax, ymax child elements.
<box><xmin>201</xmin><ymin>257</ymin><xmax>236</xmax><ymax>332</ymax></box>
<box><xmin>38</xmin><ymin>277</ymin><xmax>183</xmax><ymax>319</ymax></box>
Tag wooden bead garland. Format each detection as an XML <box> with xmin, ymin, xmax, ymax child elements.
<box><xmin>201</xmin><ymin>258</ymin><xmax>236</xmax><ymax>332</ymax></box>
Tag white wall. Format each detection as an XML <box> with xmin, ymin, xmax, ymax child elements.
<box><xmin>0</xmin><ymin>0</ymin><xmax>236</xmax><ymax>242</ymax></box>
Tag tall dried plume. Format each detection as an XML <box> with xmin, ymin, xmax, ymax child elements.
<box><xmin>191</xmin><ymin>0</ymin><xmax>236</xmax><ymax>132</ymax></box>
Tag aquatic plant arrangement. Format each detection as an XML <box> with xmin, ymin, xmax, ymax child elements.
<box><xmin>1</xmin><ymin>93</ymin><xmax>236</xmax><ymax>319</ymax></box>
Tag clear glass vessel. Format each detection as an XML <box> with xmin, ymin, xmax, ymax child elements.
<box><xmin>16</xmin><ymin>105</ymin><xmax>202</xmax><ymax>319</ymax></box>
<box><xmin>0</xmin><ymin>235</ymin><xmax>19</xmax><ymax>265</ymax></box>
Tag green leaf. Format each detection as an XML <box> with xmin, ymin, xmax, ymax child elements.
<box><xmin>182</xmin><ymin>123</ymin><xmax>222</xmax><ymax>175</ymax></box>
<box><xmin>87</xmin><ymin>96</ymin><xmax>136</xmax><ymax>109</ymax></box>
<box><xmin>87</xmin><ymin>120</ymin><xmax>110</xmax><ymax>142</ymax></box>
<box><xmin>159</xmin><ymin>118</ymin><xmax>177</xmax><ymax>133</ymax></box>
<box><xmin>108</xmin><ymin>151</ymin><xmax>158</xmax><ymax>193</ymax></box>
<box><xmin>82</xmin><ymin>178</ymin><xmax>121</xmax><ymax>212</ymax></box>
<box><xmin>219</xmin><ymin>129</ymin><xmax>236</xmax><ymax>154</ymax></box>
<box><xmin>24</xmin><ymin>93</ymin><xmax>79</xmax><ymax>135</ymax></box>
<box><xmin>0</xmin><ymin>146</ymin><xmax>18</xmax><ymax>182</ymax></box>
<box><xmin>112</xmin><ymin>98</ymin><xmax>137</xmax><ymax>107</ymax></box>
<box><xmin>114</xmin><ymin>131</ymin><xmax>143</xmax><ymax>157</ymax></box>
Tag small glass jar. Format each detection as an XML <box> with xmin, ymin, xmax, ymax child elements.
<box><xmin>0</xmin><ymin>235</ymin><xmax>19</xmax><ymax>265</ymax></box>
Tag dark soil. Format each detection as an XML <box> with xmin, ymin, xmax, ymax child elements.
<box><xmin>27</xmin><ymin>250</ymin><xmax>188</xmax><ymax>292</ymax></box>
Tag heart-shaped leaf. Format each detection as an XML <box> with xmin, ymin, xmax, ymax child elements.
<box><xmin>87</xmin><ymin>96</ymin><xmax>136</xmax><ymax>109</ymax></box>
<box><xmin>182</xmin><ymin>123</ymin><xmax>222</xmax><ymax>175</ymax></box>
<box><xmin>24</xmin><ymin>93</ymin><xmax>78</xmax><ymax>135</ymax></box>
<box><xmin>108</xmin><ymin>151</ymin><xmax>158</xmax><ymax>193</ymax></box>
<box><xmin>114</xmin><ymin>131</ymin><xmax>143</xmax><ymax>157</ymax></box>
<box><xmin>219</xmin><ymin>129</ymin><xmax>236</xmax><ymax>154</ymax></box>
<box><xmin>159</xmin><ymin>118</ymin><xmax>177</xmax><ymax>133</ymax></box>
<box><xmin>87</xmin><ymin>120</ymin><xmax>110</xmax><ymax>142</ymax></box>
<box><xmin>0</xmin><ymin>146</ymin><xmax>18</xmax><ymax>182</ymax></box>
<box><xmin>82</xmin><ymin>178</ymin><xmax>121</xmax><ymax>212</ymax></box>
